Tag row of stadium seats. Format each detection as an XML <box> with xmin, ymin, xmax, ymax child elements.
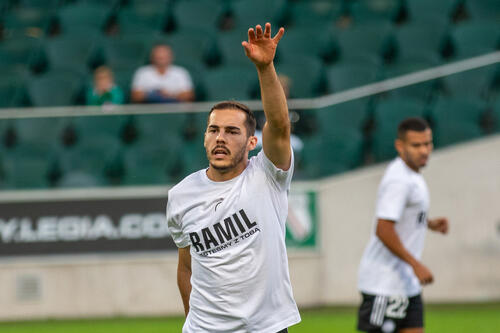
<box><xmin>1</xmin><ymin>17</ymin><xmax>498</xmax><ymax>74</ymax></box>
<box><xmin>1</xmin><ymin>59</ymin><xmax>498</xmax><ymax>108</ymax></box>
<box><xmin>1</xmin><ymin>0</ymin><xmax>498</xmax><ymax>37</ymax></box>
<box><xmin>1</xmin><ymin>96</ymin><xmax>500</xmax><ymax>188</ymax></box>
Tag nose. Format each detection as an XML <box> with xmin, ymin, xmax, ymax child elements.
<box><xmin>216</xmin><ymin>131</ymin><xmax>226</xmax><ymax>143</ymax></box>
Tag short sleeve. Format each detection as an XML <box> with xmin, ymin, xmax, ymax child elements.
<box><xmin>166</xmin><ymin>194</ymin><xmax>190</xmax><ymax>248</ymax></box>
<box><xmin>131</xmin><ymin>67</ymin><xmax>147</xmax><ymax>91</ymax></box>
<box><xmin>376</xmin><ymin>180</ymin><xmax>410</xmax><ymax>222</ymax></box>
<box><xmin>177</xmin><ymin>67</ymin><xmax>194</xmax><ymax>91</ymax></box>
<box><xmin>256</xmin><ymin>148</ymin><xmax>294</xmax><ymax>192</ymax></box>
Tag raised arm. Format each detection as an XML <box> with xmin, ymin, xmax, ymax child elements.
<box><xmin>242</xmin><ymin>23</ymin><xmax>291</xmax><ymax>170</ymax></box>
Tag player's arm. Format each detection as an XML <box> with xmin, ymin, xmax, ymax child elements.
<box><xmin>428</xmin><ymin>217</ymin><xmax>449</xmax><ymax>234</ymax></box>
<box><xmin>376</xmin><ymin>219</ymin><xmax>434</xmax><ymax>285</ymax></box>
<box><xmin>177</xmin><ymin>246</ymin><xmax>192</xmax><ymax>316</ymax></box>
<box><xmin>242</xmin><ymin>23</ymin><xmax>291</xmax><ymax>170</ymax></box>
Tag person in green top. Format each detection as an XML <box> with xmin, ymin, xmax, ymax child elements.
<box><xmin>86</xmin><ymin>66</ymin><xmax>124</xmax><ymax>106</ymax></box>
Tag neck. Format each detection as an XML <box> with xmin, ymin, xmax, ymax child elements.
<box><xmin>400</xmin><ymin>157</ymin><xmax>420</xmax><ymax>173</ymax></box>
<box><xmin>206</xmin><ymin>162</ymin><xmax>247</xmax><ymax>182</ymax></box>
<box><xmin>156</xmin><ymin>65</ymin><xmax>168</xmax><ymax>74</ymax></box>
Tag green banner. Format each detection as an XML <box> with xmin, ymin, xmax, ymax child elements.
<box><xmin>285</xmin><ymin>191</ymin><xmax>317</xmax><ymax>249</ymax></box>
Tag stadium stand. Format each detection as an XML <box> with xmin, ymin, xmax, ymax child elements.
<box><xmin>0</xmin><ymin>0</ymin><xmax>499</xmax><ymax>189</ymax></box>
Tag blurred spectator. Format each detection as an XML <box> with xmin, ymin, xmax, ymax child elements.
<box><xmin>86</xmin><ymin>66</ymin><xmax>124</xmax><ymax>106</ymax></box>
<box><xmin>131</xmin><ymin>44</ymin><xmax>194</xmax><ymax>103</ymax></box>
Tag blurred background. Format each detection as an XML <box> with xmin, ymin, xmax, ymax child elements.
<box><xmin>0</xmin><ymin>0</ymin><xmax>499</xmax><ymax>331</ymax></box>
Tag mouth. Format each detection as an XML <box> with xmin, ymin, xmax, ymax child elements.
<box><xmin>212</xmin><ymin>146</ymin><xmax>230</xmax><ymax>158</ymax></box>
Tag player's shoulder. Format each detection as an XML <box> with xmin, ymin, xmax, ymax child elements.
<box><xmin>168</xmin><ymin>169</ymin><xmax>205</xmax><ymax>200</ymax></box>
<box><xmin>134</xmin><ymin>65</ymin><xmax>155</xmax><ymax>76</ymax></box>
<box><xmin>382</xmin><ymin>158</ymin><xmax>413</xmax><ymax>184</ymax></box>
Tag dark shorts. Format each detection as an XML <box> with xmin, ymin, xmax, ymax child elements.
<box><xmin>357</xmin><ymin>293</ymin><xmax>423</xmax><ymax>332</ymax></box>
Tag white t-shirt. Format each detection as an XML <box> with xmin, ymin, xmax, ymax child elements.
<box><xmin>131</xmin><ymin>64</ymin><xmax>193</xmax><ymax>94</ymax></box>
<box><xmin>167</xmin><ymin>150</ymin><xmax>301</xmax><ymax>333</ymax></box>
<box><xmin>358</xmin><ymin>157</ymin><xmax>430</xmax><ymax>297</ymax></box>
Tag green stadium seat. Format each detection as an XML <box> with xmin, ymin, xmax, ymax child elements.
<box><xmin>405</xmin><ymin>0</ymin><xmax>462</xmax><ymax>23</ymax></box>
<box><xmin>12</xmin><ymin>117</ymin><xmax>63</xmax><ymax>146</ymax></box>
<box><xmin>492</xmin><ymin>99</ymin><xmax>500</xmax><ymax>132</ymax></box>
<box><xmin>286</xmin><ymin>1</ymin><xmax>342</xmax><ymax>28</ymax></box>
<box><xmin>429</xmin><ymin>97</ymin><xmax>485</xmax><ymax>147</ymax></box>
<box><xmin>27</xmin><ymin>69</ymin><xmax>85</xmax><ymax>106</ymax></box>
<box><xmin>45</xmin><ymin>32</ymin><xmax>102</xmax><ymax>74</ymax></box>
<box><xmin>172</xmin><ymin>0</ymin><xmax>224</xmax><ymax>31</ymax></box>
<box><xmin>275</xmin><ymin>55</ymin><xmax>326</xmax><ymax>98</ymax></box>
<box><xmin>336</xmin><ymin>21</ymin><xmax>394</xmax><ymax>63</ymax></box>
<box><xmin>178</xmin><ymin>140</ymin><xmax>208</xmax><ymax>178</ymax></box>
<box><xmin>160</xmin><ymin>27</ymin><xmax>220</xmax><ymax>68</ymax></box>
<box><xmin>3</xmin><ymin>156</ymin><xmax>51</xmax><ymax>189</ymax></box>
<box><xmin>229</xmin><ymin>0</ymin><xmax>286</xmax><ymax>30</ymax></box>
<box><xmin>57</xmin><ymin>134</ymin><xmax>122</xmax><ymax>177</ymax></box>
<box><xmin>450</xmin><ymin>20</ymin><xmax>500</xmax><ymax>59</ymax></box>
<box><xmin>133</xmin><ymin>113</ymin><xmax>189</xmax><ymax>142</ymax></box>
<box><xmin>383</xmin><ymin>57</ymin><xmax>441</xmax><ymax>102</ymax></box>
<box><xmin>371</xmin><ymin>97</ymin><xmax>426</xmax><ymax>161</ymax></box>
<box><xmin>0</xmin><ymin>34</ymin><xmax>46</xmax><ymax>73</ymax></box>
<box><xmin>466</xmin><ymin>0</ymin><xmax>500</xmax><ymax>21</ymax></box>
<box><xmin>57</xmin><ymin>170</ymin><xmax>105</xmax><ymax>188</ymax></box>
<box><xmin>57</xmin><ymin>3</ymin><xmax>113</xmax><ymax>33</ymax></box>
<box><xmin>116</xmin><ymin>6</ymin><xmax>168</xmax><ymax>34</ymax></box>
<box><xmin>72</xmin><ymin>115</ymin><xmax>130</xmax><ymax>140</ymax></box>
<box><xmin>202</xmin><ymin>66</ymin><xmax>257</xmax><ymax>101</ymax></box>
<box><xmin>2</xmin><ymin>7</ymin><xmax>54</xmax><ymax>34</ymax></box>
<box><xmin>123</xmin><ymin>142</ymin><xmax>175</xmax><ymax>185</ymax></box>
<box><xmin>441</xmin><ymin>66</ymin><xmax>495</xmax><ymax>100</ymax></box>
<box><xmin>109</xmin><ymin>66</ymin><xmax>135</xmax><ymax>103</ymax></box>
<box><xmin>298</xmin><ymin>128</ymin><xmax>364</xmax><ymax>179</ymax></box>
<box><xmin>102</xmin><ymin>35</ymin><xmax>149</xmax><ymax>69</ymax></box>
<box><xmin>346</xmin><ymin>0</ymin><xmax>401</xmax><ymax>23</ymax></box>
<box><xmin>0</xmin><ymin>68</ymin><xmax>29</xmax><ymax>108</ymax></box>
<box><xmin>217</xmin><ymin>30</ymin><xmax>253</xmax><ymax>67</ymax></box>
<box><xmin>394</xmin><ymin>23</ymin><xmax>449</xmax><ymax>61</ymax></box>
<box><xmin>314</xmin><ymin>99</ymin><xmax>370</xmax><ymax>132</ymax></box>
<box><xmin>327</xmin><ymin>63</ymin><xmax>380</xmax><ymax>93</ymax></box>
<box><xmin>277</xmin><ymin>27</ymin><xmax>337</xmax><ymax>64</ymax></box>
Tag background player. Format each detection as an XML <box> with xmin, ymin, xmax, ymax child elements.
<box><xmin>166</xmin><ymin>23</ymin><xmax>300</xmax><ymax>333</ymax></box>
<box><xmin>357</xmin><ymin>117</ymin><xmax>449</xmax><ymax>333</ymax></box>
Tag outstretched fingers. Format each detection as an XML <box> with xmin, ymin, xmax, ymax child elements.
<box><xmin>263</xmin><ymin>23</ymin><xmax>271</xmax><ymax>38</ymax></box>
<box><xmin>273</xmin><ymin>27</ymin><xmax>285</xmax><ymax>43</ymax></box>
<box><xmin>255</xmin><ymin>24</ymin><xmax>263</xmax><ymax>38</ymax></box>
<box><xmin>247</xmin><ymin>27</ymin><xmax>256</xmax><ymax>42</ymax></box>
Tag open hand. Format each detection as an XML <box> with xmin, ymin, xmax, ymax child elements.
<box><xmin>242</xmin><ymin>23</ymin><xmax>284</xmax><ymax>68</ymax></box>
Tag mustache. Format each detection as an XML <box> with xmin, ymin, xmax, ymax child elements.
<box><xmin>211</xmin><ymin>145</ymin><xmax>230</xmax><ymax>155</ymax></box>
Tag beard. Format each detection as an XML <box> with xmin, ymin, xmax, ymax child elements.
<box><xmin>208</xmin><ymin>143</ymin><xmax>247</xmax><ymax>173</ymax></box>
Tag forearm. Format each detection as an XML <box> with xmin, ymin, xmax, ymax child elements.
<box><xmin>256</xmin><ymin>63</ymin><xmax>289</xmax><ymax>130</ymax></box>
<box><xmin>376</xmin><ymin>221</ymin><xmax>418</xmax><ymax>267</ymax></box>
<box><xmin>177</xmin><ymin>267</ymin><xmax>192</xmax><ymax>316</ymax></box>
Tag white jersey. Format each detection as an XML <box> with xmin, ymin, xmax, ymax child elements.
<box><xmin>132</xmin><ymin>64</ymin><xmax>193</xmax><ymax>94</ymax></box>
<box><xmin>167</xmin><ymin>150</ymin><xmax>301</xmax><ymax>333</ymax></box>
<box><xmin>358</xmin><ymin>157</ymin><xmax>430</xmax><ymax>297</ymax></box>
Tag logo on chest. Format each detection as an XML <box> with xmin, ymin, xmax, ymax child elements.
<box><xmin>189</xmin><ymin>209</ymin><xmax>260</xmax><ymax>256</ymax></box>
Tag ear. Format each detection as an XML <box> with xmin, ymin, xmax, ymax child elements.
<box><xmin>394</xmin><ymin>138</ymin><xmax>403</xmax><ymax>155</ymax></box>
<box><xmin>247</xmin><ymin>135</ymin><xmax>258</xmax><ymax>151</ymax></box>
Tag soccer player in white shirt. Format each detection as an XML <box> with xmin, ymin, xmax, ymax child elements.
<box><xmin>166</xmin><ymin>23</ymin><xmax>301</xmax><ymax>333</ymax></box>
<box><xmin>357</xmin><ymin>117</ymin><xmax>449</xmax><ymax>333</ymax></box>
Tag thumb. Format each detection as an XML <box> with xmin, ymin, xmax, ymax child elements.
<box><xmin>242</xmin><ymin>41</ymin><xmax>251</xmax><ymax>54</ymax></box>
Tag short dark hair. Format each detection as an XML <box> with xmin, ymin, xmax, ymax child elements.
<box><xmin>208</xmin><ymin>101</ymin><xmax>257</xmax><ymax>137</ymax></box>
<box><xmin>397</xmin><ymin>117</ymin><xmax>430</xmax><ymax>140</ymax></box>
